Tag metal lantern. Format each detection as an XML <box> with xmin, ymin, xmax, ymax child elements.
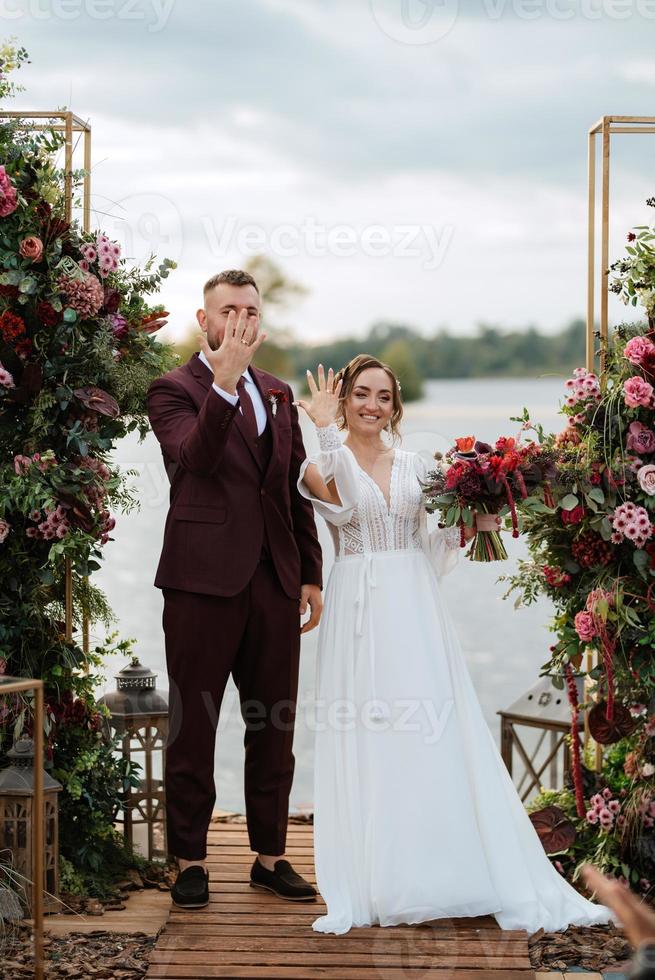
<box><xmin>98</xmin><ymin>657</ymin><xmax>168</xmax><ymax>860</ymax></box>
<box><xmin>497</xmin><ymin>674</ymin><xmax>584</xmax><ymax>803</ymax></box>
<box><xmin>0</xmin><ymin>737</ymin><xmax>62</xmax><ymax>913</ymax></box>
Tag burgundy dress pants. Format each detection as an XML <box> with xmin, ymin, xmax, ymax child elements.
<box><xmin>162</xmin><ymin>555</ymin><xmax>300</xmax><ymax>861</ymax></box>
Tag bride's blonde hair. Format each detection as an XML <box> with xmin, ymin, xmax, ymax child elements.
<box><xmin>334</xmin><ymin>354</ymin><xmax>403</xmax><ymax>443</ymax></box>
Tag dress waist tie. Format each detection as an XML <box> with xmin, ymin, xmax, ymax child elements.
<box><xmin>354</xmin><ymin>553</ymin><xmax>388</xmax><ymax>722</ymax></box>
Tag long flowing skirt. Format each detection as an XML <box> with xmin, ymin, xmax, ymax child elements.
<box><xmin>311</xmin><ymin>548</ymin><xmax>616</xmax><ymax>935</ymax></box>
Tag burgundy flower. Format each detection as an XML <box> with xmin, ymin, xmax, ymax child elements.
<box><xmin>14</xmin><ymin>337</ymin><xmax>33</xmax><ymax>360</ymax></box>
<box><xmin>0</xmin><ymin>310</ymin><xmax>26</xmax><ymax>342</ymax></box>
<box><xmin>36</xmin><ymin>301</ymin><xmax>60</xmax><ymax>328</ymax></box>
<box><xmin>101</xmin><ymin>286</ymin><xmax>121</xmax><ymax>315</ymax></box>
<box><xmin>35</xmin><ymin>200</ymin><xmax>51</xmax><ymax>223</ymax></box>
<box><xmin>561</xmin><ymin>504</ymin><xmax>585</xmax><ymax>525</ymax></box>
<box><xmin>73</xmin><ymin>385</ymin><xmax>120</xmax><ymax>418</ymax></box>
<box><xmin>627</xmin><ymin>232</ymin><xmax>636</xmax><ymax>242</ymax></box>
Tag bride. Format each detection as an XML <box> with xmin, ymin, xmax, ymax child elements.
<box><xmin>294</xmin><ymin>354</ymin><xmax>616</xmax><ymax>936</ymax></box>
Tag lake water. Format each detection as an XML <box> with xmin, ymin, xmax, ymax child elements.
<box><xmin>94</xmin><ymin>376</ymin><xmax>569</xmax><ymax>815</ymax></box>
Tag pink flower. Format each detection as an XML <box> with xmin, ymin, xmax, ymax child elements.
<box><xmin>13</xmin><ymin>454</ymin><xmax>32</xmax><ymax>475</ymax></box>
<box><xmin>574</xmin><ymin>610</ymin><xmax>596</xmax><ymax>642</ymax></box>
<box><xmin>638</xmin><ymin>464</ymin><xmax>655</xmax><ymax>496</ymax></box>
<box><xmin>624</xmin><ymin>335</ymin><xmax>655</xmax><ymax>366</ymax></box>
<box><xmin>0</xmin><ymin>363</ymin><xmax>15</xmax><ymax>388</ymax></box>
<box><xmin>0</xmin><ymin>165</ymin><xmax>17</xmax><ymax>217</ymax></box>
<box><xmin>0</xmin><ymin>519</ymin><xmax>10</xmax><ymax>543</ymax></box>
<box><xmin>81</xmin><ymin>243</ymin><xmax>97</xmax><ymax>262</ymax></box>
<box><xmin>627</xmin><ymin>421</ymin><xmax>655</xmax><ymax>455</ymax></box>
<box><xmin>612</xmin><ymin>501</ymin><xmax>653</xmax><ymax>547</ymax></box>
<box><xmin>19</xmin><ymin>236</ymin><xmax>43</xmax><ymax>262</ymax></box>
<box><xmin>624</xmin><ymin>376</ymin><xmax>654</xmax><ymax>409</ymax></box>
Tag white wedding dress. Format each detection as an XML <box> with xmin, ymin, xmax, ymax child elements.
<box><xmin>297</xmin><ymin>423</ymin><xmax>616</xmax><ymax>936</ymax></box>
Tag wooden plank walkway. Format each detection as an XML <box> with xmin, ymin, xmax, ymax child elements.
<box><xmin>145</xmin><ymin>820</ymin><xmax>536</xmax><ymax>979</ymax></box>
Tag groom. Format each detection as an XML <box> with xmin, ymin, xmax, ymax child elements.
<box><xmin>147</xmin><ymin>269</ymin><xmax>323</xmax><ymax>908</ymax></box>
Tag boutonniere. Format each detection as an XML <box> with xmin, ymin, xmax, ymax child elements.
<box><xmin>266</xmin><ymin>387</ymin><xmax>288</xmax><ymax>418</ymax></box>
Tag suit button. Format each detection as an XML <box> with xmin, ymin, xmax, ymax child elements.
<box><xmin>260</xmin><ymin>489</ymin><xmax>266</xmax><ymax>496</ymax></box>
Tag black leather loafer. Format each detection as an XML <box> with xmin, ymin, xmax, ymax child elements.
<box><xmin>249</xmin><ymin>857</ymin><xmax>317</xmax><ymax>901</ymax></box>
<box><xmin>171</xmin><ymin>864</ymin><xmax>209</xmax><ymax>908</ymax></box>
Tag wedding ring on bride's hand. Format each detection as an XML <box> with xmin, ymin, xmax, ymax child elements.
<box><xmin>240</xmin><ymin>339</ymin><xmax>249</xmax><ymax>345</ymax></box>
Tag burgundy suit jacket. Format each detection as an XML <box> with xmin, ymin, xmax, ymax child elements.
<box><xmin>146</xmin><ymin>352</ymin><xmax>322</xmax><ymax>599</ymax></box>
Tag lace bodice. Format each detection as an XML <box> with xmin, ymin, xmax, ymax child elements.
<box><xmin>297</xmin><ymin>423</ymin><xmax>461</xmax><ymax>578</ymax></box>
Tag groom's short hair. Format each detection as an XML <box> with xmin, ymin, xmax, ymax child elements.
<box><xmin>203</xmin><ymin>269</ymin><xmax>259</xmax><ymax>295</ymax></box>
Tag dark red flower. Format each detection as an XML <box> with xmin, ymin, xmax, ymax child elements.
<box><xmin>36</xmin><ymin>301</ymin><xmax>60</xmax><ymax>328</ymax></box>
<box><xmin>627</xmin><ymin>232</ymin><xmax>636</xmax><ymax>242</ymax></box>
<box><xmin>35</xmin><ymin>200</ymin><xmax>52</xmax><ymax>224</ymax></box>
<box><xmin>445</xmin><ymin>460</ymin><xmax>471</xmax><ymax>490</ymax></box>
<box><xmin>41</xmin><ymin>215</ymin><xmax>70</xmax><ymax>247</ymax></box>
<box><xmin>0</xmin><ymin>310</ymin><xmax>26</xmax><ymax>342</ymax></box>
<box><xmin>646</xmin><ymin>541</ymin><xmax>655</xmax><ymax>569</ymax></box>
<box><xmin>0</xmin><ymin>283</ymin><xmax>19</xmax><ymax>300</ymax></box>
<box><xmin>101</xmin><ymin>286</ymin><xmax>121</xmax><ymax>315</ymax></box>
<box><xmin>561</xmin><ymin>504</ymin><xmax>585</xmax><ymax>525</ymax></box>
<box><xmin>73</xmin><ymin>385</ymin><xmax>120</xmax><ymax>418</ymax></box>
<box><xmin>14</xmin><ymin>337</ymin><xmax>33</xmax><ymax>361</ymax></box>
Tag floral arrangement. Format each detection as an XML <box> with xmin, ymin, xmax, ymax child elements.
<box><xmin>499</xmin><ymin>202</ymin><xmax>655</xmax><ymax>896</ymax></box>
<box><xmin>420</xmin><ymin>429</ymin><xmax>558</xmax><ymax>561</ymax></box>
<box><xmin>0</xmin><ymin>41</ymin><xmax>177</xmax><ymax>893</ymax></box>
<box><xmin>526</xmin><ymin>737</ymin><xmax>655</xmax><ymax>901</ymax></box>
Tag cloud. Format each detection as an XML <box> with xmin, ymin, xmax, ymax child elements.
<box><xmin>6</xmin><ymin>0</ymin><xmax>655</xmax><ymax>340</ymax></box>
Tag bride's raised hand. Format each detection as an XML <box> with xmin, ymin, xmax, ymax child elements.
<box><xmin>293</xmin><ymin>364</ymin><xmax>343</xmax><ymax>427</ymax></box>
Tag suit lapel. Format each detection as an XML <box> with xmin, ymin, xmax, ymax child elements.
<box><xmin>188</xmin><ymin>352</ymin><xmax>263</xmax><ymax>471</ymax></box>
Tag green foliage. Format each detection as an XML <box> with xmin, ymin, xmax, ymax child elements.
<box><xmin>378</xmin><ymin>337</ymin><xmax>423</xmax><ymax>401</ymax></box>
<box><xmin>288</xmin><ymin>318</ymin><xmax>587</xmax><ymax>397</ymax></box>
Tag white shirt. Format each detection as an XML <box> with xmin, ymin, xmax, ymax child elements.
<box><xmin>198</xmin><ymin>348</ymin><xmax>267</xmax><ymax>435</ymax></box>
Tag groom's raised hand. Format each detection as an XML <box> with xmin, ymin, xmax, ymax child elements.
<box><xmin>200</xmin><ymin>309</ymin><xmax>267</xmax><ymax>394</ymax></box>
<box><xmin>299</xmin><ymin>583</ymin><xmax>322</xmax><ymax>634</ymax></box>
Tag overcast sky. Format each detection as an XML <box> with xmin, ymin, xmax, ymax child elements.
<box><xmin>9</xmin><ymin>0</ymin><xmax>655</xmax><ymax>342</ymax></box>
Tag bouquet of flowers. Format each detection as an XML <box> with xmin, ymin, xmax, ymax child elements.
<box><xmin>420</xmin><ymin>430</ymin><xmax>559</xmax><ymax>561</ymax></box>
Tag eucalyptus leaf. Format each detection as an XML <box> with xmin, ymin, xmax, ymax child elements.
<box><xmin>588</xmin><ymin>487</ymin><xmax>605</xmax><ymax>505</ymax></box>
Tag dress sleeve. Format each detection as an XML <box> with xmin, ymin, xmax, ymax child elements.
<box><xmin>297</xmin><ymin>423</ymin><xmax>360</xmax><ymax>527</ymax></box>
<box><xmin>413</xmin><ymin>452</ymin><xmax>462</xmax><ymax>580</ymax></box>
